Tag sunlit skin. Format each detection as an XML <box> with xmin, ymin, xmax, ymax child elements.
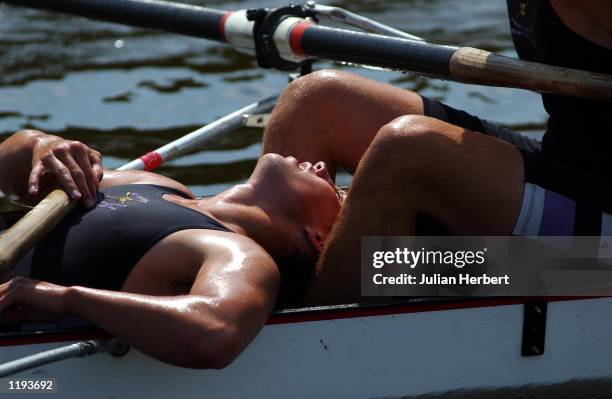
<box><xmin>0</xmin><ymin>131</ymin><xmax>341</xmax><ymax>368</ymax></box>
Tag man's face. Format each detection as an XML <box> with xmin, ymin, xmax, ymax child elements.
<box><xmin>253</xmin><ymin>153</ymin><xmax>344</xmax><ymax>236</ymax></box>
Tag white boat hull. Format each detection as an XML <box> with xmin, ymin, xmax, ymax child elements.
<box><xmin>2</xmin><ymin>297</ymin><xmax>612</xmax><ymax>398</ymax></box>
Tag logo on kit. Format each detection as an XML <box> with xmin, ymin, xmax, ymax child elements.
<box><xmin>98</xmin><ymin>192</ymin><xmax>149</xmax><ymax>211</ymax></box>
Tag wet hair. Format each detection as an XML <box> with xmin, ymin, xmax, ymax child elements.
<box><xmin>273</xmin><ymin>229</ymin><xmax>318</xmax><ymax>308</ymax></box>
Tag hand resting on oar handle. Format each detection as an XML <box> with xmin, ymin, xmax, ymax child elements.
<box><xmin>0</xmin><ymin>130</ymin><xmax>104</xmax><ymax>209</ymax></box>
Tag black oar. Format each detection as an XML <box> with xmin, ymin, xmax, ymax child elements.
<box><xmin>6</xmin><ymin>0</ymin><xmax>227</xmax><ymax>40</ymax></box>
<box><xmin>4</xmin><ymin>0</ymin><xmax>612</xmax><ymax>101</ymax></box>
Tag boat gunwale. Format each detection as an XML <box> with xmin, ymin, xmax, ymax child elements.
<box><xmin>0</xmin><ymin>295</ymin><xmax>602</xmax><ymax>347</ymax></box>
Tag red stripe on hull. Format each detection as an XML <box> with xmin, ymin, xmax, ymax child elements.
<box><xmin>289</xmin><ymin>21</ymin><xmax>312</xmax><ymax>57</ymax></box>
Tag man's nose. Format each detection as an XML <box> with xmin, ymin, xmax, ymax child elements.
<box><xmin>314</xmin><ymin>161</ymin><xmax>327</xmax><ymax>177</ymax></box>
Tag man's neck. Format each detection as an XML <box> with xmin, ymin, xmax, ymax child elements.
<box><xmin>198</xmin><ymin>186</ymin><xmax>264</xmax><ymax>234</ymax></box>
<box><xmin>192</xmin><ymin>184</ymin><xmax>284</xmax><ymax>253</ymax></box>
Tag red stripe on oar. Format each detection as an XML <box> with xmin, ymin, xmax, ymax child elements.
<box><xmin>219</xmin><ymin>11</ymin><xmax>232</xmax><ymax>42</ymax></box>
<box><xmin>140</xmin><ymin>152</ymin><xmax>163</xmax><ymax>171</ymax></box>
<box><xmin>289</xmin><ymin>21</ymin><xmax>312</xmax><ymax>57</ymax></box>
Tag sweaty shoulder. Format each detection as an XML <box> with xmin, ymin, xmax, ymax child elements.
<box><xmin>100</xmin><ymin>169</ymin><xmax>193</xmax><ymax>198</ymax></box>
<box><xmin>182</xmin><ymin>229</ymin><xmax>276</xmax><ymax>269</ymax></box>
<box><xmin>124</xmin><ymin>228</ymin><xmax>279</xmax><ymax>294</ymax></box>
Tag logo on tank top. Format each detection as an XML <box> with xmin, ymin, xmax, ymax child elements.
<box><xmin>513</xmin><ymin>0</ymin><xmax>531</xmax><ymax>27</ymax></box>
<box><xmin>518</xmin><ymin>0</ymin><xmax>527</xmax><ymax>17</ymax></box>
<box><xmin>509</xmin><ymin>0</ymin><xmax>535</xmax><ymax>47</ymax></box>
<box><xmin>98</xmin><ymin>192</ymin><xmax>149</xmax><ymax>211</ymax></box>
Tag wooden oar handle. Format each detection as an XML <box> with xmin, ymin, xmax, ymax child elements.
<box><xmin>450</xmin><ymin>47</ymin><xmax>612</xmax><ymax>101</ymax></box>
<box><xmin>0</xmin><ymin>190</ymin><xmax>75</xmax><ymax>273</ymax></box>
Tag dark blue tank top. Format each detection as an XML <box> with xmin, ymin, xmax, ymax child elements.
<box><xmin>507</xmin><ymin>0</ymin><xmax>612</xmax><ymax>177</ymax></box>
<box><xmin>30</xmin><ymin>184</ymin><xmax>232</xmax><ymax>290</ymax></box>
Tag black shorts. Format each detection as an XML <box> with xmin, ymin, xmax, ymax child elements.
<box><xmin>421</xmin><ymin>97</ymin><xmax>612</xmax><ymax>238</ymax></box>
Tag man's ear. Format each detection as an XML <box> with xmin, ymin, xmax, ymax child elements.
<box><xmin>305</xmin><ymin>226</ymin><xmax>326</xmax><ymax>253</ymax></box>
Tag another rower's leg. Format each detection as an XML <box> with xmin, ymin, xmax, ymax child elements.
<box><xmin>303</xmin><ymin>115</ymin><xmax>525</xmax><ymax>305</ymax></box>
<box><xmin>262</xmin><ymin>70</ymin><xmax>424</xmax><ymax>177</ymax></box>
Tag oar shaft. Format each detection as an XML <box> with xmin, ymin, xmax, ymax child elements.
<box><xmin>297</xmin><ymin>26</ymin><xmax>612</xmax><ymax>101</ymax></box>
<box><xmin>299</xmin><ymin>26</ymin><xmax>456</xmax><ymax>78</ymax></box>
<box><xmin>449</xmin><ymin>47</ymin><xmax>612</xmax><ymax>101</ymax></box>
<box><xmin>2</xmin><ymin>0</ymin><xmax>226</xmax><ymax>41</ymax></box>
<box><xmin>119</xmin><ymin>94</ymin><xmax>278</xmax><ymax>171</ymax></box>
<box><xmin>0</xmin><ymin>340</ymin><xmax>109</xmax><ymax>377</ymax></box>
<box><xmin>0</xmin><ymin>190</ymin><xmax>74</xmax><ymax>272</ymax></box>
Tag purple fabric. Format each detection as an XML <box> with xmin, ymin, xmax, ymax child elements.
<box><xmin>539</xmin><ymin>190</ymin><xmax>576</xmax><ymax>236</ymax></box>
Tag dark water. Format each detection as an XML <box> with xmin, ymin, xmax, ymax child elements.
<box><xmin>0</xmin><ymin>0</ymin><xmax>547</xmax><ymax>211</ymax></box>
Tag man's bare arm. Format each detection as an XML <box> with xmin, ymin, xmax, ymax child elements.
<box><xmin>0</xmin><ymin>234</ymin><xmax>280</xmax><ymax>369</ymax></box>
<box><xmin>68</xmin><ymin>236</ymin><xmax>279</xmax><ymax>368</ymax></box>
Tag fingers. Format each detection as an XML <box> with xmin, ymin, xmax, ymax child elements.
<box><xmin>44</xmin><ymin>141</ymin><xmax>103</xmax><ymax>208</ymax></box>
<box><xmin>55</xmin><ymin>148</ymin><xmax>97</xmax><ymax>208</ymax></box>
<box><xmin>28</xmin><ymin>161</ymin><xmax>45</xmax><ymax>196</ymax></box>
<box><xmin>43</xmin><ymin>152</ymin><xmax>82</xmax><ymax>201</ymax></box>
<box><xmin>30</xmin><ymin>137</ymin><xmax>103</xmax><ymax>207</ymax></box>
<box><xmin>89</xmin><ymin>149</ymin><xmax>104</xmax><ymax>188</ymax></box>
<box><xmin>73</xmin><ymin>145</ymin><xmax>98</xmax><ymax>203</ymax></box>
